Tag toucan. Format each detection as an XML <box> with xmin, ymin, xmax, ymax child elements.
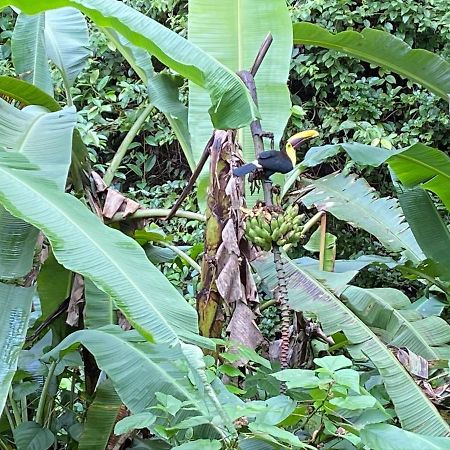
<box><xmin>233</xmin><ymin>130</ymin><xmax>319</xmax><ymax>179</ymax></box>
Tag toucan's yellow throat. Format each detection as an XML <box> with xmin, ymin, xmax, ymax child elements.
<box><xmin>285</xmin><ymin>130</ymin><xmax>319</xmax><ymax>166</ymax></box>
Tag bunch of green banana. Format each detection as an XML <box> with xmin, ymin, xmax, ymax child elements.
<box><xmin>244</xmin><ymin>204</ymin><xmax>305</xmax><ymax>251</ymax></box>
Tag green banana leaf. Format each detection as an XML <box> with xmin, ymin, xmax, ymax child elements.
<box><xmin>43</xmin><ymin>7</ymin><xmax>89</xmax><ymax>88</ymax></box>
<box><xmin>301</xmin><ymin>172</ymin><xmax>424</xmax><ymax>263</ymax></box>
<box><xmin>84</xmin><ymin>278</ymin><xmax>115</xmax><ymax>329</ymax></box>
<box><xmin>78</xmin><ymin>379</ymin><xmax>122</xmax><ymax>450</ymax></box>
<box><xmin>0</xmin><ymin>151</ymin><xmax>208</xmax><ymax>348</ymax></box>
<box><xmin>0</xmin><ymin>283</ymin><xmax>35</xmax><ymax>415</ymax></box>
<box><xmin>361</xmin><ymin>424</ymin><xmax>450</xmax><ymax>450</ymax></box>
<box><xmin>397</xmin><ymin>187</ymin><xmax>450</xmax><ymax>282</ymax></box>
<box><xmin>293</xmin><ymin>23</ymin><xmax>450</xmax><ymax>101</ymax></box>
<box><xmin>36</xmin><ymin>250</ymin><xmax>72</xmax><ymax>324</ymax></box>
<box><xmin>11</xmin><ymin>13</ymin><xmax>53</xmax><ymax>95</ymax></box>
<box><xmin>302</xmin><ymin>142</ymin><xmax>450</xmax><ymax>212</ymax></box>
<box><xmin>253</xmin><ymin>255</ymin><xmax>450</xmax><ymax>436</ymax></box>
<box><xmin>0</xmin><ymin>76</ymin><xmax>60</xmax><ymax>111</ymax></box>
<box><xmin>342</xmin><ymin>286</ymin><xmax>450</xmax><ymax>360</ymax></box>
<box><xmin>44</xmin><ymin>326</ymin><xmax>233</xmax><ymax>438</ymax></box>
<box><xmin>1</xmin><ymin>0</ymin><xmax>258</xmax><ymax>131</ymax></box>
<box><xmin>388</xmin><ymin>144</ymin><xmax>450</xmax><ymax>212</ymax></box>
<box><xmin>188</xmin><ymin>0</ymin><xmax>292</xmax><ymax>206</ymax></box>
<box><xmin>0</xmin><ymin>98</ymin><xmax>76</xmax><ymax>278</ymax></box>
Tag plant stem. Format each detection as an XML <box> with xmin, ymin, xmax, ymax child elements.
<box><xmin>401</xmin><ymin>266</ymin><xmax>449</xmax><ymax>295</ymax></box>
<box><xmin>109</xmin><ymin>208</ymin><xmax>205</xmax><ymax>223</ymax></box>
<box><xmin>20</xmin><ymin>395</ymin><xmax>27</xmax><ymax>423</ymax></box>
<box><xmin>103</xmin><ymin>102</ymin><xmax>154</xmax><ymax>186</ymax></box>
<box><xmin>35</xmin><ymin>361</ymin><xmax>57</xmax><ymax>426</ymax></box>
<box><xmin>302</xmin><ymin>211</ymin><xmax>325</xmax><ymax>236</ymax></box>
<box><xmin>318</xmin><ymin>213</ymin><xmax>327</xmax><ymax>271</ymax></box>
<box><xmin>8</xmin><ymin>388</ymin><xmax>21</xmax><ymax>427</ymax></box>
<box><xmin>159</xmin><ymin>241</ymin><xmax>202</xmax><ymax>273</ymax></box>
<box><xmin>3</xmin><ymin>403</ymin><xmax>15</xmax><ymax>431</ymax></box>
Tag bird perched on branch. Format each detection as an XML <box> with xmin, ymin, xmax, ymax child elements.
<box><xmin>233</xmin><ymin>130</ymin><xmax>319</xmax><ymax>179</ymax></box>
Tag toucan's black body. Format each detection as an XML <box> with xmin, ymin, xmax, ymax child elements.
<box><xmin>233</xmin><ymin>150</ymin><xmax>293</xmax><ymax>180</ymax></box>
<box><xmin>233</xmin><ymin>130</ymin><xmax>319</xmax><ymax>180</ymax></box>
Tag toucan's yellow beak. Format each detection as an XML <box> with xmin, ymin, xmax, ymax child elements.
<box><xmin>287</xmin><ymin>130</ymin><xmax>319</xmax><ymax>149</ymax></box>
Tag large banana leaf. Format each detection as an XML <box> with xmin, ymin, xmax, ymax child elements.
<box><xmin>11</xmin><ymin>7</ymin><xmax>89</xmax><ymax>93</ymax></box>
<box><xmin>301</xmin><ymin>172</ymin><xmax>424</xmax><ymax>263</ymax></box>
<box><xmin>0</xmin><ymin>100</ymin><xmax>76</xmax><ymax>278</ymax></box>
<box><xmin>293</xmin><ymin>23</ymin><xmax>450</xmax><ymax>101</ymax></box>
<box><xmin>0</xmin><ymin>282</ymin><xmax>35</xmax><ymax>415</ymax></box>
<box><xmin>0</xmin><ymin>151</ymin><xmax>207</xmax><ymax>348</ymax></box>
<box><xmin>397</xmin><ymin>188</ymin><xmax>450</xmax><ymax>282</ymax></box>
<box><xmin>253</xmin><ymin>255</ymin><xmax>450</xmax><ymax>436</ymax></box>
<box><xmin>1</xmin><ymin>0</ymin><xmax>258</xmax><ymax>131</ymax></box>
<box><xmin>44</xmin><ymin>326</ymin><xmax>232</xmax><ymax>438</ymax></box>
<box><xmin>188</xmin><ymin>0</ymin><xmax>292</xmax><ymax>206</ymax></box>
<box><xmin>388</xmin><ymin>144</ymin><xmax>450</xmax><ymax>212</ymax></box>
<box><xmin>341</xmin><ymin>286</ymin><xmax>450</xmax><ymax>360</ymax></box>
<box><xmin>84</xmin><ymin>278</ymin><xmax>115</xmax><ymax>329</ymax></box>
<box><xmin>11</xmin><ymin>13</ymin><xmax>53</xmax><ymax>95</ymax></box>
<box><xmin>0</xmin><ymin>76</ymin><xmax>60</xmax><ymax>111</ymax></box>
<box><xmin>361</xmin><ymin>424</ymin><xmax>450</xmax><ymax>450</ymax></box>
<box><xmin>44</xmin><ymin>7</ymin><xmax>89</xmax><ymax>88</ymax></box>
<box><xmin>303</xmin><ymin>142</ymin><xmax>450</xmax><ymax>212</ymax></box>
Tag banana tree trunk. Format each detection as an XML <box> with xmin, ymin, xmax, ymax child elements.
<box><xmin>197</xmin><ymin>130</ymin><xmax>262</xmax><ymax>349</ymax></box>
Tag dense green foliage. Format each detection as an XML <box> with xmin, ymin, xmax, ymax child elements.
<box><xmin>0</xmin><ymin>0</ymin><xmax>449</xmax><ymax>448</ymax></box>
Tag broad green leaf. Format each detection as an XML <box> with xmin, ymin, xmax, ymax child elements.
<box><xmin>44</xmin><ymin>327</ymin><xmax>230</xmax><ymax>438</ymax></box>
<box><xmin>271</xmin><ymin>369</ymin><xmax>320</xmax><ymax>389</ymax></box>
<box><xmin>361</xmin><ymin>424</ymin><xmax>450</xmax><ymax>450</ymax></box>
<box><xmin>293</xmin><ymin>23</ymin><xmax>450</xmax><ymax>100</ymax></box>
<box><xmin>1</xmin><ymin>0</ymin><xmax>258</xmax><ymax>130</ymax></box>
<box><xmin>248</xmin><ymin>422</ymin><xmax>304</xmax><ymax>447</ymax></box>
<box><xmin>301</xmin><ymin>172</ymin><xmax>424</xmax><ymax>263</ymax></box>
<box><xmin>302</xmin><ymin>143</ymin><xmax>397</xmax><ymax>169</ymax></box>
<box><xmin>0</xmin><ymin>283</ymin><xmax>34</xmax><ymax>414</ymax></box>
<box><xmin>333</xmin><ymin>369</ymin><xmax>361</xmax><ymax>393</ymax></box>
<box><xmin>398</xmin><ymin>188</ymin><xmax>450</xmax><ymax>281</ymax></box>
<box><xmin>12</xmin><ymin>421</ymin><xmax>55</xmax><ymax>450</ymax></box>
<box><xmin>84</xmin><ymin>278</ymin><xmax>115</xmax><ymax>329</ymax></box>
<box><xmin>226</xmin><ymin>395</ymin><xmax>296</xmax><ymax>426</ymax></box>
<box><xmin>0</xmin><ymin>100</ymin><xmax>75</xmax><ymax>278</ymax></box>
<box><xmin>388</xmin><ymin>144</ymin><xmax>450</xmax><ymax>211</ymax></box>
<box><xmin>44</xmin><ymin>7</ymin><xmax>89</xmax><ymax>87</ymax></box>
<box><xmin>0</xmin><ymin>76</ymin><xmax>59</xmax><ymax>111</ymax></box>
<box><xmin>11</xmin><ymin>13</ymin><xmax>53</xmax><ymax>95</ymax></box>
<box><xmin>0</xmin><ymin>75</ymin><xmax>89</xmax><ymax>188</ymax></box>
<box><xmin>172</xmin><ymin>441</ymin><xmax>222</xmax><ymax>450</ymax></box>
<box><xmin>314</xmin><ymin>355</ymin><xmax>352</xmax><ymax>372</ymax></box>
<box><xmin>188</xmin><ymin>0</ymin><xmax>292</xmax><ymax>206</ymax></box>
<box><xmin>330</xmin><ymin>395</ymin><xmax>376</xmax><ymax>410</ymax></box>
<box><xmin>342</xmin><ymin>286</ymin><xmax>450</xmax><ymax>360</ymax></box>
<box><xmin>114</xmin><ymin>412</ymin><xmax>156</xmax><ymax>435</ymax></box>
<box><xmin>253</xmin><ymin>255</ymin><xmax>450</xmax><ymax>435</ymax></box>
<box><xmin>37</xmin><ymin>250</ymin><xmax>72</xmax><ymax>323</ymax></box>
<box><xmin>0</xmin><ymin>152</ymin><xmax>205</xmax><ymax>347</ymax></box>
<box><xmin>78</xmin><ymin>379</ymin><xmax>122</xmax><ymax>450</ymax></box>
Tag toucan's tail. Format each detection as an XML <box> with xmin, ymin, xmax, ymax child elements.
<box><xmin>233</xmin><ymin>162</ymin><xmax>259</xmax><ymax>177</ymax></box>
